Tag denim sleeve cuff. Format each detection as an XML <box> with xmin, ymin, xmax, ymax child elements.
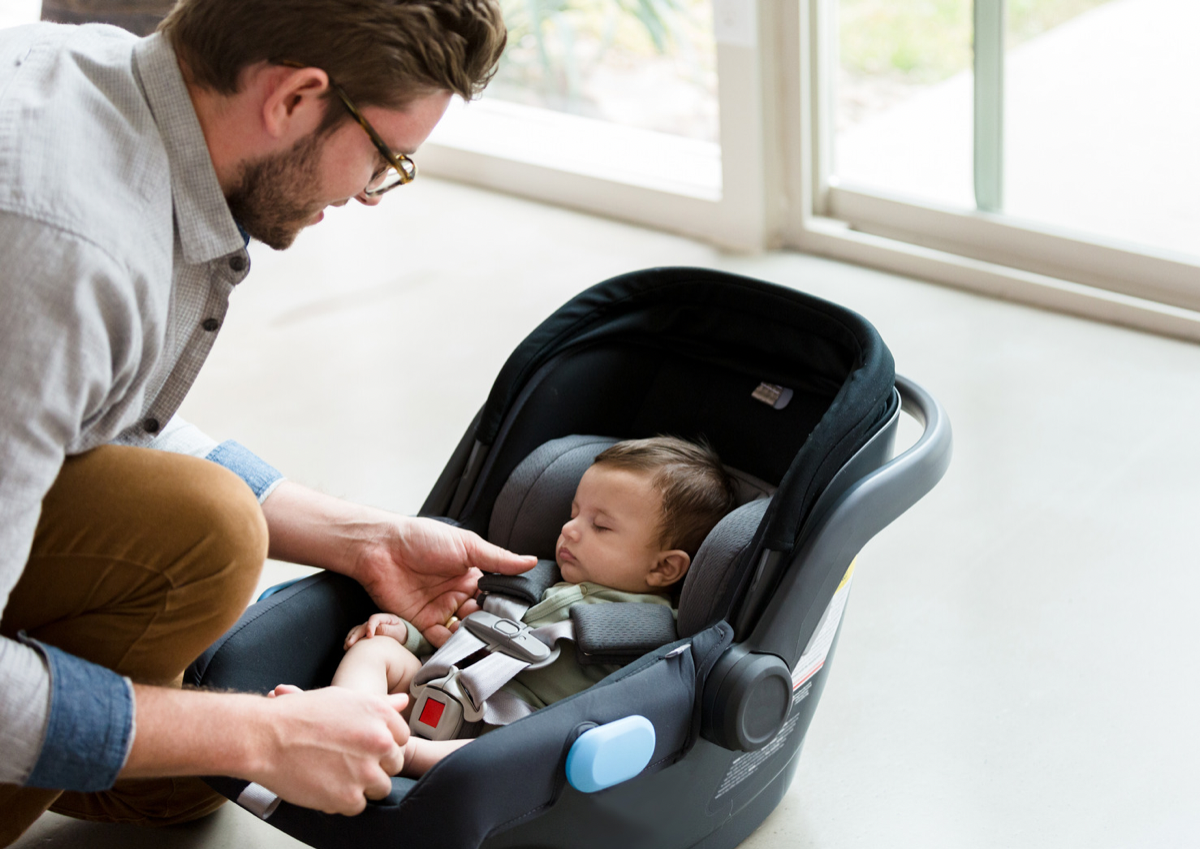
<box><xmin>205</xmin><ymin>440</ymin><xmax>285</xmax><ymax>503</ymax></box>
<box><xmin>399</xmin><ymin>618</ymin><xmax>434</xmax><ymax>657</ymax></box>
<box><xmin>20</xmin><ymin>635</ymin><xmax>135</xmax><ymax>792</ymax></box>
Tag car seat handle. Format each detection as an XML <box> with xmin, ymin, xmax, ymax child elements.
<box><xmin>748</xmin><ymin>374</ymin><xmax>952</xmax><ymax>666</ymax></box>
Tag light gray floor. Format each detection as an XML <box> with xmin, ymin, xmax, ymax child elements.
<box><xmin>15</xmin><ymin>176</ymin><xmax>1200</xmax><ymax>848</ymax></box>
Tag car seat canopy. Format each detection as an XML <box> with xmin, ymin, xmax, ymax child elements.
<box><xmin>436</xmin><ymin>268</ymin><xmax>895</xmax><ymax>565</ymax></box>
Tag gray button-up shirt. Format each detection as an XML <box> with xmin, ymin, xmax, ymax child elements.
<box><xmin>0</xmin><ymin>23</ymin><xmax>276</xmax><ymax>788</ymax></box>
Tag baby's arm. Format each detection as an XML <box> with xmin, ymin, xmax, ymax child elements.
<box><xmin>281</xmin><ymin>614</ymin><xmax>473</xmax><ymax>778</ymax></box>
<box><xmin>400</xmin><ymin>737</ymin><xmax>471</xmax><ymax>777</ymax></box>
<box><xmin>333</xmin><ymin>613</ymin><xmax>422</xmax><ymax>696</ymax></box>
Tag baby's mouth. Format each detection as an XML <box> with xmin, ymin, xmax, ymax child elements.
<box><xmin>557</xmin><ymin>546</ymin><xmax>577</xmax><ymax>565</ymax></box>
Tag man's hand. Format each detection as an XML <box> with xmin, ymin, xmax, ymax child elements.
<box><xmin>260</xmin><ymin>482</ymin><xmax>537</xmax><ymax>647</ymax></box>
<box><xmin>122</xmin><ymin>685</ymin><xmax>412</xmax><ymax>817</ymax></box>
<box><xmin>252</xmin><ymin>688</ymin><xmax>410</xmax><ymax>815</ymax></box>
<box><xmin>355</xmin><ymin>516</ymin><xmax>536</xmax><ymax>647</ymax></box>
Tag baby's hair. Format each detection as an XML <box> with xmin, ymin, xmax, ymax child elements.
<box><xmin>592</xmin><ymin>436</ymin><xmax>737</xmax><ymax>559</ymax></box>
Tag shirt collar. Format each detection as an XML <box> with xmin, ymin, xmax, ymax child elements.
<box><xmin>131</xmin><ymin>34</ymin><xmax>246</xmax><ymax>266</ymax></box>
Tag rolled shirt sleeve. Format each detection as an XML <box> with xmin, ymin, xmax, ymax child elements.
<box><xmin>20</xmin><ymin>636</ymin><xmax>135</xmax><ymax>791</ymax></box>
<box><xmin>150</xmin><ymin>416</ymin><xmax>285</xmax><ymax>503</ymax></box>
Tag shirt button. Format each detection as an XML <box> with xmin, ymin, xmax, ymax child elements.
<box><xmin>202</xmin><ymin>318</ymin><xmax>220</xmax><ymax>332</ymax></box>
<box><xmin>143</xmin><ymin>417</ymin><xmax>160</xmax><ymax>433</ymax></box>
<box><xmin>229</xmin><ymin>255</ymin><xmax>247</xmax><ymax>272</ymax></box>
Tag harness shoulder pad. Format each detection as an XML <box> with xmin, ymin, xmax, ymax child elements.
<box><xmin>571</xmin><ymin>602</ymin><xmax>678</xmax><ymax>666</ymax></box>
<box><xmin>478</xmin><ymin>559</ymin><xmax>561</xmax><ymax>606</ymax></box>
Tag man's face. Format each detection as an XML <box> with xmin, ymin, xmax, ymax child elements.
<box><xmin>227</xmin><ymin>91</ymin><xmax>451</xmax><ymax>250</ymax></box>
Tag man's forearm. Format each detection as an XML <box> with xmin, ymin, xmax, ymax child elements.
<box><xmin>259</xmin><ymin>480</ymin><xmax>536</xmax><ymax>642</ymax></box>
<box><xmin>121</xmin><ymin>684</ymin><xmax>410</xmax><ymax>816</ymax></box>
<box><xmin>260</xmin><ymin>480</ymin><xmax>393</xmax><ymax>579</ymax></box>
<box><xmin>121</xmin><ymin>685</ymin><xmax>267</xmax><ymax>780</ymax></box>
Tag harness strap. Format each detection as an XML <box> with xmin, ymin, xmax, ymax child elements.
<box><xmin>413</xmin><ymin>626</ymin><xmax>486</xmax><ymax>689</ymax></box>
<box><xmin>457</xmin><ymin>650</ymin><xmax>530</xmax><ymax>709</ymax></box>
<box><xmin>529</xmin><ymin>618</ymin><xmax>575</xmax><ymax>647</ymax></box>
<box><xmin>457</xmin><ymin>616</ymin><xmax>578</xmax><ymax>706</ymax></box>
<box><xmin>482</xmin><ymin>690</ymin><xmax>536</xmax><ymax>725</ymax></box>
<box><xmin>481</xmin><ymin>593</ymin><xmax>529</xmax><ymax>622</ymax></box>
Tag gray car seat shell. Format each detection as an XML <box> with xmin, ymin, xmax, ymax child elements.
<box><xmin>187</xmin><ymin>267</ymin><xmax>951</xmax><ymax>847</ymax></box>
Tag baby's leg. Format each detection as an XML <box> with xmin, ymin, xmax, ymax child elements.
<box><xmin>400</xmin><ymin>737</ymin><xmax>471</xmax><ymax>778</ymax></box>
<box><xmin>332</xmin><ymin>634</ymin><xmax>422</xmax><ymax>696</ymax></box>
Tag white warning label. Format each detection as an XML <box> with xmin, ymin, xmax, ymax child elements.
<box><xmin>790</xmin><ymin>561</ymin><xmax>855</xmax><ymax>690</ymax></box>
<box><xmin>714</xmin><ymin>714</ymin><xmax>799</xmax><ymax>799</ymax></box>
<box><xmin>711</xmin><ymin>562</ymin><xmax>857</xmax><ymax>800</ymax></box>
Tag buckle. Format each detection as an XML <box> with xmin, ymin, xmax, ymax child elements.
<box><xmin>463</xmin><ymin>610</ymin><xmax>552</xmax><ymax>665</ymax></box>
<box><xmin>409</xmin><ymin>667</ymin><xmax>482</xmax><ymax>741</ymax></box>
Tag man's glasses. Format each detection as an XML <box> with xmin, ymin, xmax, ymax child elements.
<box><xmin>282</xmin><ymin>61</ymin><xmax>418</xmax><ymax>197</ymax></box>
<box><xmin>329</xmin><ymin>80</ymin><xmax>417</xmax><ymax>197</ymax></box>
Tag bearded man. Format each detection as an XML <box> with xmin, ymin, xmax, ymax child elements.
<box><xmin>0</xmin><ymin>0</ymin><xmax>530</xmax><ymax>842</ymax></box>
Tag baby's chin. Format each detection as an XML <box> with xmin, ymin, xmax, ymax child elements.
<box><xmin>557</xmin><ymin>560</ymin><xmax>584</xmax><ymax>584</ymax></box>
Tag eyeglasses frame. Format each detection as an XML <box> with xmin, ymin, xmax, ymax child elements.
<box><xmin>281</xmin><ymin>60</ymin><xmax>417</xmax><ymax>197</ymax></box>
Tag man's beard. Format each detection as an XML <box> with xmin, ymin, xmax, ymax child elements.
<box><xmin>226</xmin><ymin>132</ymin><xmax>326</xmax><ymax>251</ymax></box>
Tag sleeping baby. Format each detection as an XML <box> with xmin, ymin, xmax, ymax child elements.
<box><xmin>273</xmin><ymin>436</ymin><xmax>736</xmax><ymax>777</ymax></box>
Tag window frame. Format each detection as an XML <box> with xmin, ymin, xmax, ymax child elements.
<box><xmin>423</xmin><ymin>0</ymin><xmax>1200</xmax><ymax>341</ymax></box>
<box><xmin>784</xmin><ymin>0</ymin><xmax>1200</xmax><ymax>342</ymax></box>
<box><xmin>419</xmin><ymin>0</ymin><xmax>783</xmax><ymax>252</ymax></box>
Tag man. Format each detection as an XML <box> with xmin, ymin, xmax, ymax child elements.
<box><xmin>0</xmin><ymin>0</ymin><xmax>528</xmax><ymax>841</ymax></box>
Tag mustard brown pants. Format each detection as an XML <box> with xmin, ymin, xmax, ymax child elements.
<box><xmin>0</xmin><ymin>446</ymin><xmax>268</xmax><ymax>845</ymax></box>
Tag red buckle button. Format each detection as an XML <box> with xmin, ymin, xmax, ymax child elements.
<box><xmin>419</xmin><ymin>697</ymin><xmax>446</xmax><ymax>727</ymax></box>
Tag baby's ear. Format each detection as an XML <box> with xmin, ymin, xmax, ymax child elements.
<box><xmin>648</xmin><ymin>550</ymin><xmax>691</xmax><ymax>588</ymax></box>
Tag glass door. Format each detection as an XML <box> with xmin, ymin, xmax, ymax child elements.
<box><xmin>801</xmin><ymin>0</ymin><xmax>1200</xmax><ymax>321</ymax></box>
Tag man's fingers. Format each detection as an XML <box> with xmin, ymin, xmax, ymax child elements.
<box><xmin>466</xmin><ymin>534</ymin><xmax>538</xmax><ymax>575</ymax></box>
<box><xmin>456</xmin><ymin>598</ymin><xmax>481</xmax><ymax>619</ymax></box>
<box><xmin>424</xmin><ymin>624</ymin><xmax>450</xmax><ymax>648</ymax></box>
<box><xmin>379</xmin><ymin>741</ymin><xmax>406</xmax><ymax>777</ymax></box>
<box><xmin>383</xmin><ymin>693</ymin><xmax>411</xmax><ymax>745</ymax></box>
<box><xmin>363</xmin><ymin>765</ymin><xmax>396</xmax><ymax>801</ymax></box>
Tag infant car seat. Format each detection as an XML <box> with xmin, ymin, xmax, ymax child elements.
<box><xmin>188</xmin><ymin>267</ymin><xmax>951</xmax><ymax>847</ymax></box>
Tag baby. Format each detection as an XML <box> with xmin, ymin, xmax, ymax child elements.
<box><xmin>328</xmin><ymin>436</ymin><xmax>736</xmax><ymax>776</ymax></box>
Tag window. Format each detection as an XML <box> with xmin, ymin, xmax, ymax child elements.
<box><xmin>423</xmin><ymin>0</ymin><xmax>779</xmax><ymax>249</ymax></box>
<box><xmin>790</xmin><ymin>0</ymin><xmax>1200</xmax><ymax>339</ymax></box>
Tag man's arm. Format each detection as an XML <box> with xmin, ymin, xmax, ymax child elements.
<box><xmin>0</xmin><ymin>216</ymin><xmax>146</xmax><ymax>786</ymax></box>
<box><xmin>260</xmin><ymin>481</ymin><xmax>537</xmax><ymax>646</ymax></box>
<box><xmin>122</xmin><ymin>684</ymin><xmax>410</xmax><ymax>815</ymax></box>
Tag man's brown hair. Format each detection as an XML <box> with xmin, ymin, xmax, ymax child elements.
<box><xmin>161</xmin><ymin>0</ymin><xmax>506</xmax><ymax>129</ymax></box>
<box><xmin>593</xmin><ymin>436</ymin><xmax>737</xmax><ymax>560</ymax></box>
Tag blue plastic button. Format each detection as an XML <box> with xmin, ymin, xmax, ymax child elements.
<box><xmin>565</xmin><ymin>715</ymin><xmax>656</xmax><ymax>793</ymax></box>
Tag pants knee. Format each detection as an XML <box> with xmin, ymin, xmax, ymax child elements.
<box><xmin>171</xmin><ymin>463</ymin><xmax>270</xmax><ymax>639</ymax></box>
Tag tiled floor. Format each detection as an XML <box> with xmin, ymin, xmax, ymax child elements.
<box><xmin>14</xmin><ymin>177</ymin><xmax>1200</xmax><ymax>847</ymax></box>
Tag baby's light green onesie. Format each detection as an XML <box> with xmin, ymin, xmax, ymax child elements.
<box><xmin>500</xmin><ymin>581</ymin><xmax>674</xmax><ymax>709</ymax></box>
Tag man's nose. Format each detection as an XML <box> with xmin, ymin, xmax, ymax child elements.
<box><xmin>355</xmin><ymin>191</ymin><xmax>384</xmax><ymax>207</ymax></box>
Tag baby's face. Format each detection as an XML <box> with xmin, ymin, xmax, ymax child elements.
<box><xmin>555</xmin><ymin>465</ymin><xmax>666</xmax><ymax>593</ymax></box>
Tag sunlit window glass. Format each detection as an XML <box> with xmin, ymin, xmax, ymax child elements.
<box><xmin>487</xmin><ymin>0</ymin><xmax>719</xmax><ymax>143</ymax></box>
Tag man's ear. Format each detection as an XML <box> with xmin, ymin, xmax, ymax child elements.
<box><xmin>261</xmin><ymin>65</ymin><xmax>330</xmax><ymax>141</ymax></box>
<box><xmin>647</xmin><ymin>550</ymin><xmax>691</xmax><ymax>588</ymax></box>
